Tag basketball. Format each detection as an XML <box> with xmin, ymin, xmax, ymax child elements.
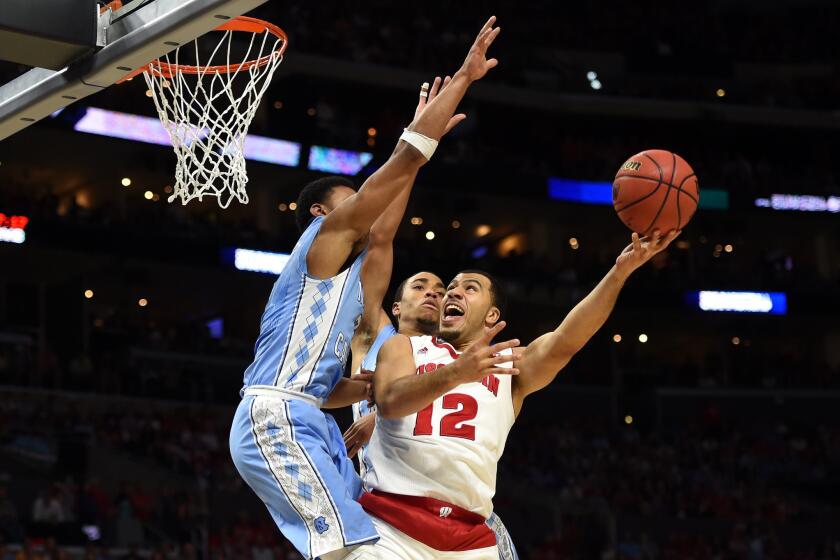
<box><xmin>612</xmin><ymin>149</ymin><xmax>700</xmax><ymax>235</ymax></box>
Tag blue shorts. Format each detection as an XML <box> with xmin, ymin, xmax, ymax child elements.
<box><xmin>229</xmin><ymin>396</ymin><xmax>378</xmax><ymax>559</ymax></box>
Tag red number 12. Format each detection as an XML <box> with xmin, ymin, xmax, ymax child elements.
<box><xmin>413</xmin><ymin>393</ymin><xmax>477</xmax><ymax>441</ymax></box>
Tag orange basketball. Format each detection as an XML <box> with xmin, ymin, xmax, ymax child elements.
<box><xmin>612</xmin><ymin>149</ymin><xmax>700</xmax><ymax>235</ymax></box>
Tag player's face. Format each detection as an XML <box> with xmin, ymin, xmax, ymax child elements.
<box><xmin>324</xmin><ymin>186</ymin><xmax>356</xmax><ymax>212</ymax></box>
<box><xmin>393</xmin><ymin>272</ymin><xmax>445</xmax><ymax>327</ymax></box>
<box><xmin>311</xmin><ymin>185</ymin><xmax>356</xmax><ymax>219</ymax></box>
<box><xmin>440</xmin><ymin>273</ymin><xmax>498</xmax><ymax>342</ymax></box>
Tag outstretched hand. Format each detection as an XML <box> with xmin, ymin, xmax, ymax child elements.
<box><xmin>615</xmin><ymin>229</ymin><xmax>681</xmax><ymax>277</ymax></box>
<box><xmin>453</xmin><ymin>321</ymin><xmax>521</xmax><ymax>384</ymax></box>
<box><xmin>458</xmin><ymin>16</ymin><xmax>501</xmax><ymax>83</ymax></box>
<box><xmin>414</xmin><ymin>76</ymin><xmax>466</xmax><ymax>135</ymax></box>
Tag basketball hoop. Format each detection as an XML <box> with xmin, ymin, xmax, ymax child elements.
<box><xmin>140</xmin><ymin>16</ymin><xmax>287</xmax><ymax>208</ymax></box>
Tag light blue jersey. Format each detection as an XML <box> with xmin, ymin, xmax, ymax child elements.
<box><xmin>231</xmin><ymin>216</ymin><xmax>378</xmax><ymax>559</ymax></box>
<box><xmin>242</xmin><ymin>216</ymin><xmax>365</xmax><ymax>401</ymax></box>
<box><xmin>352</xmin><ymin>324</ymin><xmax>397</xmax><ymax>420</ymax></box>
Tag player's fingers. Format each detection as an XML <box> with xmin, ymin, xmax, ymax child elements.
<box><xmin>476</xmin><ymin>16</ymin><xmax>497</xmax><ymax>40</ymax></box>
<box><xmin>414</xmin><ymin>82</ymin><xmax>429</xmax><ymax>115</ymax></box>
<box><xmin>442</xmin><ymin>75</ymin><xmax>452</xmax><ymax>90</ymax></box>
<box><xmin>475</xmin><ymin>27</ymin><xmax>495</xmax><ymax>53</ymax></box>
<box><xmin>416</xmin><ymin>81</ymin><xmax>429</xmax><ymax>108</ymax></box>
<box><xmin>488</xmin><ymin>338</ymin><xmax>520</xmax><ymax>354</ymax></box>
<box><xmin>428</xmin><ymin>76</ymin><xmax>442</xmax><ymax>101</ymax></box>
<box><xmin>632</xmin><ymin>232</ymin><xmax>642</xmax><ymax>253</ymax></box>
<box><xmin>487</xmin><ymin>367</ymin><xmax>519</xmax><ymax>376</ymax></box>
<box><xmin>482</xmin><ymin>27</ymin><xmax>501</xmax><ymax>50</ymax></box>
<box><xmin>481</xmin><ymin>320</ymin><xmax>507</xmax><ymax>342</ymax></box>
<box><xmin>485</xmin><ymin>59</ymin><xmax>499</xmax><ymax>71</ymax></box>
<box><xmin>486</xmin><ymin>350</ymin><xmax>521</xmax><ymax>366</ymax></box>
<box><xmin>444</xmin><ymin>114</ymin><xmax>467</xmax><ymax>134</ymax></box>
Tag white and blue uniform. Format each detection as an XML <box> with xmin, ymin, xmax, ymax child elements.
<box><xmin>353</xmin><ymin>327</ymin><xmax>520</xmax><ymax>560</ymax></box>
<box><xmin>229</xmin><ymin>216</ymin><xmax>378</xmax><ymax>560</ymax></box>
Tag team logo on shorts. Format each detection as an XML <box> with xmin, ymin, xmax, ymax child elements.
<box><xmin>439</xmin><ymin>507</ymin><xmax>452</xmax><ymax>518</ymax></box>
<box><xmin>314</xmin><ymin>516</ymin><xmax>330</xmax><ymax>534</ymax></box>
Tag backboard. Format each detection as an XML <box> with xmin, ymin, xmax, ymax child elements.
<box><xmin>0</xmin><ymin>0</ymin><xmax>268</xmax><ymax>141</ymax></box>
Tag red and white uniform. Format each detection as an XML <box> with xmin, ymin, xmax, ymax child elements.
<box><xmin>361</xmin><ymin>335</ymin><xmax>515</xmax><ymax>557</ymax></box>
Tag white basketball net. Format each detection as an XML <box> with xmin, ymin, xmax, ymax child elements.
<box><xmin>143</xmin><ymin>25</ymin><xmax>284</xmax><ymax>208</ymax></box>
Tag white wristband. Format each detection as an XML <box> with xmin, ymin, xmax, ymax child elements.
<box><xmin>400</xmin><ymin>128</ymin><xmax>438</xmax><ymax>160</ymax></box>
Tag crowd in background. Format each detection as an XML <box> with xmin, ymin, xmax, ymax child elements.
<box><xmin>1</xmin><ymin>390</ymin><xmax>839</xmax><ymax>558</ymax></box>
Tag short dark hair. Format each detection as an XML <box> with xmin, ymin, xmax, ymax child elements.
<box><xmin>456</xmin><ymin>269</ymin><xmax>507</xmax><ymax>316</ymax></box>
<box><xmin>294</xmin><ymin>176</ymin><xmax>357</xmax><ymax>232</ymax></box>
<box><xmin>393</xmin><ymin>277</ymin><xmax>410</xmax><ymax>304</ymax></box>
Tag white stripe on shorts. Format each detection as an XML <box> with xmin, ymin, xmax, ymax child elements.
<box><xmin>250</xmin><ymin>397</ymin><xmax>344</xmax><ymax>557</ymax></box>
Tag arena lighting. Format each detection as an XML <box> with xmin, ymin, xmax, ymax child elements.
<box><xmin>308</xmin><ymin>145</ymin><xmax>374</xmax><ymax>175</ymax></box>
<box><xmin>548</xmin><ymin>178</ymin><xmax>729</xmax><ymax>209</ymax></box>
<box><xmin>690</xmin><ymin>290</ymin><xmax>787</xmax><ymax>315</ymax></box>
<box><xmin>0</xmin><ymin>227</ymin><xmax>25</xmax><ymax>244</ymax></box>
<box><xmin>0</xmin><ymin>213</ymin><xmax>29</xmax><ymax>244</ymax></box>
<box><xmin>755</xmin><ymin>194</ymin><xmax>840</xmax><ymax>213</ymax></box>
<box><xmin>234</xmin><ymin>248</ymin><xmax>292</xmax><ymax>275</ymax></box>
<box><xmin>239</xmin><ymin>134</ymin><xmax>301</xmax><ymax>167</ymax></box>
<box><xmin>471</xmin><ymin>246</ymin><xmax>488</xmax><ymax>259</ymax></box>
<box><xmin>75</xmin><ymin>107</ymin><xmax>302</xmax><ymax>166</ymax></box>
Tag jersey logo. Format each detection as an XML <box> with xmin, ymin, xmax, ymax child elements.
<box><xmin>314</xmin><ymin>516</ymin><xmax>330</xmax><ymax>534</ymax></box>
<box><xmin>417</xmin><ymin>347</ymin><xmax>428</xmax><ymax>355</ymax></box>
<box><xmin>439</xmin><ymin>507</ymin><xmax>452</xmax><ymax>518</ymax></box>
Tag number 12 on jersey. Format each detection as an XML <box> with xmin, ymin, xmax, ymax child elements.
<box><xmin>413</xmin><ymin>393</ymin><xmax>477</xmax><ymax>440</ymax></box>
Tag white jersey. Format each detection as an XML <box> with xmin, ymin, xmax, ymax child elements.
<box><xmin>364</xmin><ymin>335</ymin><xmax>515</xmax><ymax>518</ymax></box>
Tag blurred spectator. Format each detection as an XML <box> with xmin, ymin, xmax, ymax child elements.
<box><xmin>31</xmin><ymin>489</ymin><xmax>65</xmax><ymax>524</ymax></box>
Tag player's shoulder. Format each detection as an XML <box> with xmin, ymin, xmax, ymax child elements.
<box><xmin>380</xmin><ymin>333</ymin><xmax>413</xmax><ymax>355</ymax></box>
<box><xmin>409</xmin><ymin>334</ymin><xmax>434</xmax><ymax>344</ymax></box>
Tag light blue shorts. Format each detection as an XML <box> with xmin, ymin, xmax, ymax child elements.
<box><xmin>230</xmin><ymin>396</ymin><xmax>378</xmax><ymax>559</ymax></box>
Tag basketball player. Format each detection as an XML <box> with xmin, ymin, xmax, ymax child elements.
<box><xmin>228</xmin><ymin>17</ymin><xmax>501</xmax><ymax>560</ymax></box>
<box><xmin>362</xmin><ymin>230</ymin><xmax>681</xmax><ymax>558</ymax></box>
<box><xmin>342</xmin><ymin>271</ymin><xmax>520</xmax><ymax>560</ymax></box>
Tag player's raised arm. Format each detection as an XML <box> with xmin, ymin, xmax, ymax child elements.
<box><xmin>354</xmin><ymin>77</ymin><xmax>464</xmax><ymax>351</ymax></box>
<box><xmin>513</xmin><ymin>230</ymin><xmax>681</xmax><ymax>400</ymax></box>
<box><xmin>305</xmin><ymin>17</ymin><xmax>501</xmax><ymax>279</ymax></box>
<box><xmin>376</xmin><ymin>322</ymin><xmax>520</xmax><ymax>419</ymax></box>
